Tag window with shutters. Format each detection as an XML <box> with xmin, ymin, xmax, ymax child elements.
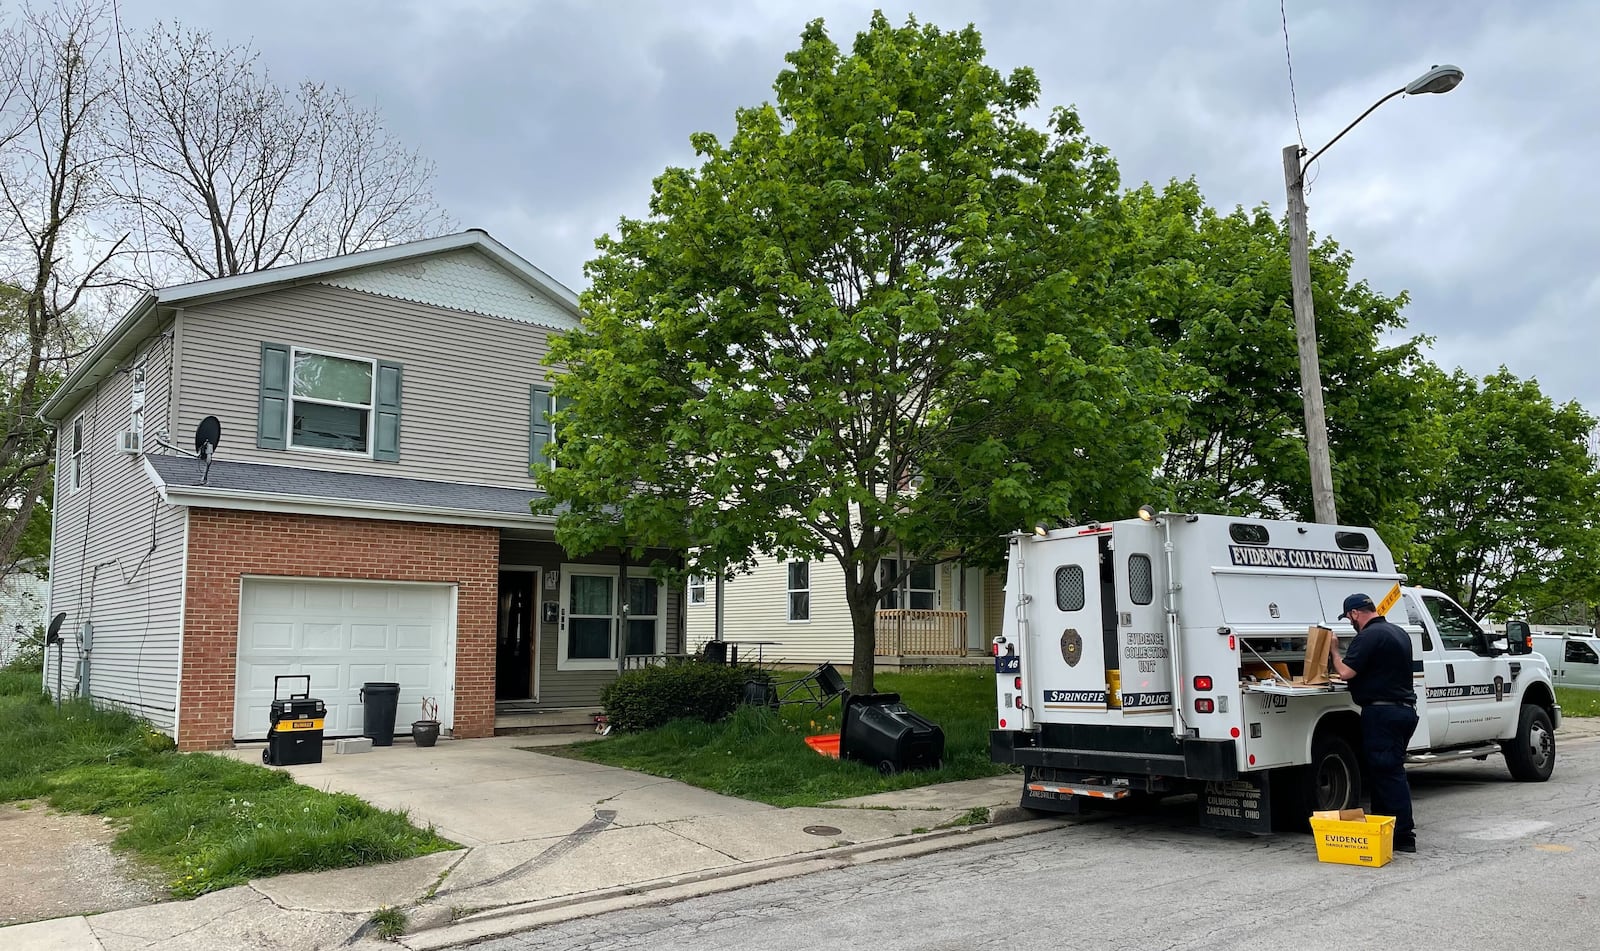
<box><xmin>528</xmin><ymin>384</ymin><xmax>572</xmax><ymax>473</ymax></box>
<box><xmin>257</xmin><ymin>343</ymin><xmax>402</xmax><ymax>460</ymax></box>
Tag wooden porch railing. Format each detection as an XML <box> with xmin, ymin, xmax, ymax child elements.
<box><xmin>875</xmin><ymin>609</ymin><xmax>967</xmax><ymax>656</ymax></box>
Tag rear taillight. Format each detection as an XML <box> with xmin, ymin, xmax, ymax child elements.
<box><xmin>1195</xmin><ymin>698</ymin><xmax>1215</xmax><ymax>714</ymax></box>
<box><xmin>1193</xmin><ymin>675</ymin><xmax>1213</xmax><ymax>691</ymax></box>
<box><xmin>1014</xmin><ymin>677</ymin><xmax>1022</xmax><ymax>690</ymax></box>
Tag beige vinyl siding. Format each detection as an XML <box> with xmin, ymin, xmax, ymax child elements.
<box><xmin>686</xmin><ymin>555</ymin><xmax>998</xmax><ymax>663</ymax></box>
<box><xmin>983</xmin><ymin>571</ymin><xmax>1005</xmax><ymax>643</ymax></box>
<box><xmin>46</xmin><ymin>331</ymin><xmax>187</xmax><ymax>733</ymax></box>
<box><xmin>500</xmin><ymin>539</ymin><xmax>682</xmax><ymax>708</ymax></box>
<box><xmin>685</xmin><ymin>555</ymin><xmax>857</xmax><ymax>665</ymax></box>
<box><xmin>175</xmin><ymin>278</ymin><xmax>561</xmax><ymax>488</ymax></box>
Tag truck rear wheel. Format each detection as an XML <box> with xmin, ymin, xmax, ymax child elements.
<box><xmin>1502</xmin><ymin>704</ymin><xmax>1555</xmax><ymax>782</ymax></box>
<box><xmin>1308</xmin><ymin>734</ymin><xmax>1362</xmax><ymax>812</ymax></box>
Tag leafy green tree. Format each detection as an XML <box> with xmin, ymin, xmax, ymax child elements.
<box><xmin>1403</xmin><ymin>368</ymin><xmax>1600</xmax><ymax>618</ymax></box>
<box><xmin>542</xmin><ymin>14</ymin><xmax>1174</xmax><ymax>690</ymax></box>
<box><xmin>1120</xmin><ymin>180</ymin><xmax>1442</xmax><ymax>553</ymax></box>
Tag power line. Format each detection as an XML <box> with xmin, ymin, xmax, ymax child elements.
<box><xmin>1280</xmin><ymin>0</ymin><xmax>1306</xmax><ymax>152</ymax></box>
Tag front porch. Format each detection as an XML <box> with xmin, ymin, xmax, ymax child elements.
<box><xmin>873</xmin><ymin>609</ymin><xmax>975</xmax><ymax>658</ymax></box>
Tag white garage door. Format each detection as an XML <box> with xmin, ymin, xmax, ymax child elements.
<box><xmin>234</xmin><ymin>579</ymin><xmax>454</xmax><ymax>741</ymax></box>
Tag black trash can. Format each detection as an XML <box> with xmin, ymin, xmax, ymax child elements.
<box><xmin>360</xmin><ymin>682</ymin><xmax>401</xmax><ymax>747</ymax></box>
<box><xmin>840</xmin><ymin>692</ymin><xmax>944</xmax><ymax>775</ymax></box>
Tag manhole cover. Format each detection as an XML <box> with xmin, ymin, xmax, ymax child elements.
<box><xmin>802</xmin><ymin>825</ymin><xmax>842</xmax><ymax>837</ymax></box>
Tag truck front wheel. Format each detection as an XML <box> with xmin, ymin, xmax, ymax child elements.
<box><xmin>1502</xmin><ymin>704</ymin><xmax>1556</xmax><ymax>782</ymax></box>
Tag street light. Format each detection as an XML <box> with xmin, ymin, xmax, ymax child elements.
<box><xmin>1283</xmin><ymin>64</ymin><xmax>1464</xmax><ymax>525</ymax></box>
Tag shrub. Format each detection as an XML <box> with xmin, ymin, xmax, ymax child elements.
<box><xmin>601</xmin><ymin>661</ymin><xmax>769</xmax><ymax>733</ymax></box>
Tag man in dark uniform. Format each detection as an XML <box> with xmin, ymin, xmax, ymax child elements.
<box><xmin>1329</xmin><ymin>592</ymin><xmax>1419</xmax><ymax>853</ymax></box>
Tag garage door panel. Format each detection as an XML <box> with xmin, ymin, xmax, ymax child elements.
<box><xmin>233</xmin><ymin>580</ymin><xmax>453</xmax><ymax>741</ymax></box>
<box><xmin>250</xmin><ymin>621</ymin><xmax>295</xmax><ymax>651</ymax></box>
<box><xmin>303</xmin><ymin>586</ymin><xmax>344</xmax><ymax>611</ymax></box>
<box><xmin>395</xmin><ymin>588</ymin><xmax>445</xmax><ymax>617</ymax></box>
<box><xmin>395</xmin><ymin>624</ymin><xmax>435</xmax><ymax>651</ymax></box>
<box><xmin>349</xmin><ymin>663</ymin><xmax>391</xmax><ymax>685</ymax></box>
<box><xmin>349</xmin><ymin>587</ymin><xmax>391</xmax><ymax>612</ymax></box>
<box><xmin>350</xmin><ymin>624</ymin><xmax>389</xmax><ymax>651</ymax></box>
<box><xmin>303</xmin><ymin>622</ymin><xmax>344</xmax><ymax>650</ymax></box>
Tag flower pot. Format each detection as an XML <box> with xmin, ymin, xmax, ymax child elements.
<box><xmin>411</xmin><ymin>720</ymin><xmax>440</xmax><ymax>748</ymax></box>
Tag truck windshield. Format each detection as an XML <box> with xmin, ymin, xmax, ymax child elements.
<box><xmin>1423</xmin><ymin>595</ymin><xmax>1483</xmax><ymax>651</ymax></box>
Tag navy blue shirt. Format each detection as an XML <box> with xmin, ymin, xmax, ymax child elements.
<box><xmin>1342</xmin><ymin>617</ymin><xmax>1416</xmax><ymax>706</ymax></box>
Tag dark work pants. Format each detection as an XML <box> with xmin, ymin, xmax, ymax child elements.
<box><xmin>1361</xmin><ymin>704</ymin><xmax>1419</xmax><ymax>843</ymax></box>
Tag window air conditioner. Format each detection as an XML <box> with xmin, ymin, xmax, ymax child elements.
<box><xmin>116</xmin><ymin>430</ymin><xmax>143</xmax><ymax>454</ymax></box>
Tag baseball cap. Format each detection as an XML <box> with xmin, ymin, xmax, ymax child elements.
<box><xmin>1338</xmin><ymin>593</ymin><xmax>1377</xmax><ymax>619</ymax></box>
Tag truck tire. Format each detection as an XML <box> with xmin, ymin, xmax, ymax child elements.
<box><xmin>1270</xmin><ymin>733</ymin><xmax>1362</xmax><ymax>831</ymax></box>
<box><xmin>1502</xmin><ymin>704</ymin><xmax>1555</xmax><ymax>782</ymax></box>
<box><xmin>1308</xmin><ymin>733</ymin><xmax>1362</xmax><ymax>813</ymax></box>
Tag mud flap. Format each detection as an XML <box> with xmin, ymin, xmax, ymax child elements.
<box><xmin>1199</xmin><ymin>773</ymin><xmax>1272</xmax><ymax>833</ymax></box>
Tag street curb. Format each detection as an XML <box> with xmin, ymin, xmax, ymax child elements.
<box><xmin>397</xmin><ymin>819</ymin><xmax>1060</xmax><ymax>949</ymax></box>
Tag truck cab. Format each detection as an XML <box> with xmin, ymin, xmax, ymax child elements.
<box><xmin>1531</xmin><ymin>633</ymin><xmax>1600</xmax><ymax>690</ymax></box>
<box><xmin>989</xmin><ymin>512</ymin><xmax>1560</xmax><ymax>833</ymax></box>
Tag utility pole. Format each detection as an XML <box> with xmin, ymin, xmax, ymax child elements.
<box><xmin>1283</xmin><ymin>144</ymin><xmax>1338</xmax><ymax>525</ymax></box>
<box><xmin>1275</xmin><ymin>64</ymin><xmax>1464</xmax><ymax>526</ymax></box>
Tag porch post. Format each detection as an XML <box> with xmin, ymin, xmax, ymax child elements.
<box><xmin>616</xmin><ymin>546</ymin><xmax>629</xmax><ymax>674</ymax></box>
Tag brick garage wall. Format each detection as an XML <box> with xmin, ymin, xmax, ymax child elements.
<box><xmin>179</xmin><ymin>509</ymin><xmax>498</xmax><ymax>751</ymax></box>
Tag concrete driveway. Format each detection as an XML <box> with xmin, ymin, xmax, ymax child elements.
<box><xmin>226</xmin><ymin>734</ymin><xmax>1003</xmax><ymax>915</ymax></box>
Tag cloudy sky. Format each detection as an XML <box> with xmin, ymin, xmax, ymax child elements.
<box><xmin>115</xmin><ymin>0</ymin><xmax>1599</xmax><ymax>416</ymax></box>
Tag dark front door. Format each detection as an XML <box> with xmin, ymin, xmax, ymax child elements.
<box><xmin>496</xmin><ymin>571</ymin><xmax>537</xmax><ymax>701</ymax></box>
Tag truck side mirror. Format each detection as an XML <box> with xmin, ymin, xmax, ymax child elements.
<box><xmin>1504</xmin><ymin>620</ymin><xmax>1533</xmax><ymax>655</ymax></box>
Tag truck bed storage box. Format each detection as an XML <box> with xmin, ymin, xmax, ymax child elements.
<box><xmin>841</xmin><ymin>692</ymin><xmax>944</xmax><ymax>774</ymax></box>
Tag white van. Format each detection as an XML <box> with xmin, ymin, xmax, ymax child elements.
<box><xmin>1532</xmin><ymin>634</ymin><xmax>1600</xmax><ymax>690</ymax></box>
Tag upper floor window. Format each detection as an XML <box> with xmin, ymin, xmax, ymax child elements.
<box><xmin>688</xmin><ymin>575</ymin><xmax>707</xmax><ymax>605</ymax></box>
<box><xmin>881</xmin><ymin>559</ymin><xmax>936</xmax><ymax>610</ymax></box>
<box><xmin>69</xmin><ymin>417</ymin><xmax>85</xmax><ymax>492</ymax></box>
<box><xmin>257</xmin><ymin>342</ymin><xmax>402</xmax><ymax>461</ymax></box>
<box><xmin>529</xmin><ymin>385</ymin><xmax>573</xmax><ymax>472</ymax></box>
<box><xmin>292</xmin><ymin>349</ymin><xmax>374</xmax><ymax>453</ymax></box>
<box><xmin>787</xmin><ymin>562</ymin><xmax>810</xmax><ymax>621</ymax></box>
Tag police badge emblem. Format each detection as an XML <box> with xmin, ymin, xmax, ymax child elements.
<box><xmin>1061</xmin><ymin>628</ymin><xmax>1083</xmax><ymax>667</ymax></box>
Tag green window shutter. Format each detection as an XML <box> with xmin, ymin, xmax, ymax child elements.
<box><xmin>257</xmin><ymin>343</ymin><xmax>290</xmax><ymax>450</ymax></box>
<box><xmin>373</xmin><ymin>361</ymin><xmax>403</xmax><ymax>462</ymax></box>
<box><xmin>529</xmin><ymin>385</ymin><xmax>552</xmax><ymax>473</ymax></box>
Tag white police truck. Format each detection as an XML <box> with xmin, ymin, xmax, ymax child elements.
<box><xmin>989</xmin><ymin>511</ymin><xmax>1559</xmax><ymax>832</ymax></box>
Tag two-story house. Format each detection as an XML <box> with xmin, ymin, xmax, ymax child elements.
<box><xmin>39</xmin><ymin>231</ymin><xmax>681</xmax><ymax>751</ymax></box>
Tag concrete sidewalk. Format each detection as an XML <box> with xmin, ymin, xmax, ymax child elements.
<box><xmin>0</xmin><ymin>734</ymin><xmax>1039</xmax><ymax>950</ymax></box>
<box><xmin>9</xmin><ymin>718</ymin><xmax>1599</xmax><ymax>950</ymax></box>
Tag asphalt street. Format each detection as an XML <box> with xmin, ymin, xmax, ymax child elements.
<box><xmin>466</xmin><ymin>739</ymin><xmax>1600</xmax><ymax>951</ymax></box>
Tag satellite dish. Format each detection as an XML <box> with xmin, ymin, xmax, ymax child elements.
<box><xmin>195</xmin><ymin>416</ymin><xmax>221</xmax><ymax>459</ymax></box>
<box><xmin>194</xmin><ymin>416</ymin><xmax>221</xmax><ymax>485</ymax></box>
<box><xmin>45</xmin><ymin>611</ymin><xmax>66</xmax><ymax>645</ymax></box>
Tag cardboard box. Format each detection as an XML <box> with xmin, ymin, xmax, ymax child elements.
<box><xmin>1312</xmin><ymin>808</ymin><xmax>1367</xmax><ymax>821</ymax></box>
<box><xmin>1299</xmin><ymin>625</ymin><xmax>1333</xmax><ymax>684</ymax></box>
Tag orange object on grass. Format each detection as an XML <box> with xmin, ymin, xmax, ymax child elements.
<box><xmin>805</xmin><ymin>733</ymin><xmax>840</xmax><ymax>759</ymax></box>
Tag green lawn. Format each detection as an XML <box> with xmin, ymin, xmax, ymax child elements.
<box><xmin>1556</xmin><ymin>686</ymin><xmax>1600</xmax><ymax>718</ymax></box>
<box><xmin>559</xmin><ymin>665</ymin><xmax>1011</xmax><ymax>807</ymax></box>
<box><xmin>0</xmin><ymin>662</ymin><xmax>454</xmax><ymax>897</ymax></box>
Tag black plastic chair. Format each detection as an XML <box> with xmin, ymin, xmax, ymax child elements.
<box><xmin>773</xmin><ymin>663</ymin><xmax>847</xmax><ymax>710</ymax></box>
